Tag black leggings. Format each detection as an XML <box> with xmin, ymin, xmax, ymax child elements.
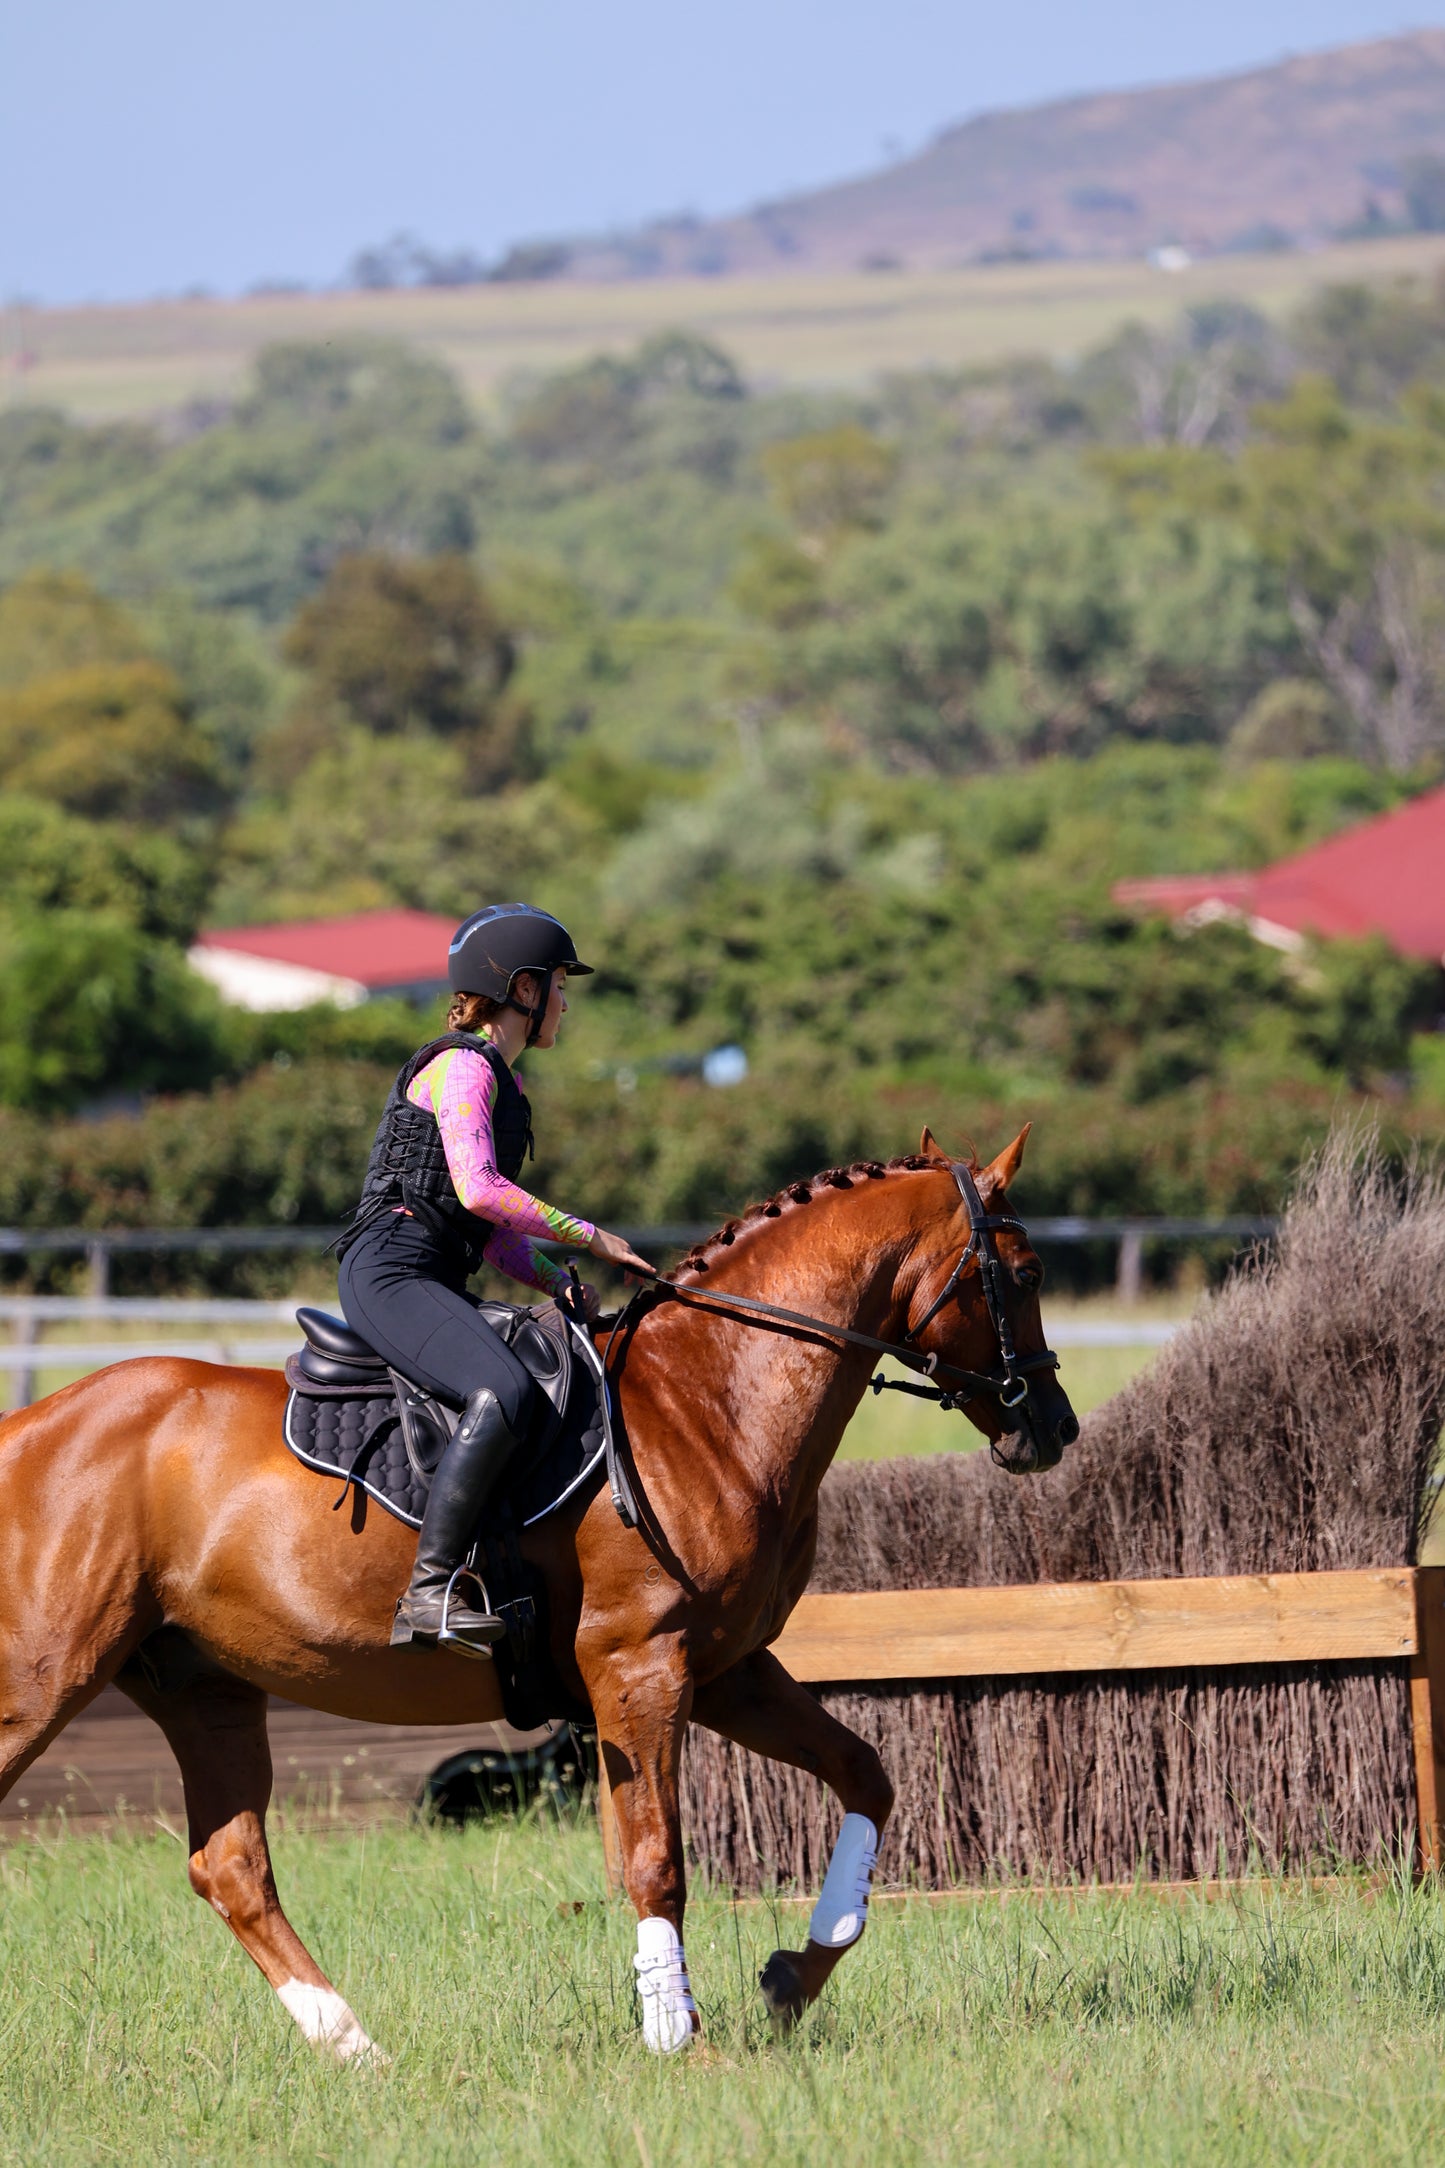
<box><xmin>337</xmin><ymin>1214</ymin><xmax>534</xmax><ymax>1433</ymax></box>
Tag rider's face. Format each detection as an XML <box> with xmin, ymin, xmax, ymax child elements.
<box><xmin>531</xmin><ymin>968</ymin><xmax>569</xmax><ymax>1049</ymax></box>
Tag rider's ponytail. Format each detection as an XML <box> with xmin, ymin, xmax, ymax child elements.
<box><xmin>446</xmin><ymin>990</ymin><xmax>506</xmax><ymax>1033</ymax></box>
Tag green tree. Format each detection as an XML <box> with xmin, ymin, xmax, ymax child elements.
<box><xmin>0</xmin><ymin>795</ymin><xmax>210</xmax><ymax>942</ymax></box>
<box><xmin>0</xmin><ymin>909</ymin><xmax>227</xmax><ymax>1112</ymax></box>
<box><xmin>507</xmin><ymin>331</ymin><xmax>745</xmax><ymax>469</ymax></box>
<box><xmin>0</xmin><ymin>341</ymin><xmax>483</xmax><ymax>620</ymax></box>
<box><xmin>1291</xmin><ymin>277</ymin><xmax>1445</xmax><ymax>405</ymax></box>
<box><xmin>1104</xmin><ymin>378</ymin><xmax>1445</xmax><ymax>772</ymax></box>
<box><xmin>761</xmin><ymin>424</ymin><xmax>898</xmax><ymax>549</ymax></box>
<box><xmin>281</xmin><ymin>552</ymin><xmax>530</xmax><ymax>789</ymax></box>
<box><xmin>211</xmin><ymin>736</ymin><xmax>596</xmax><ymax>924</ymax></box>
<box><xmin>0</xmin><ymin>567</ymin><xmax>147</xmax><ymax>684</ymax></box>
<box><xmin>0</xmin><ymin>658</ymin><xmax>222</xmax><ymax>822</ymax></box>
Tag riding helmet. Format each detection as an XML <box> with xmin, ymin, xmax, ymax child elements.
<box><xmin>447</xmin><ymin>903</ymin><xmax>593</xmax><ymax>1002</ymax></box>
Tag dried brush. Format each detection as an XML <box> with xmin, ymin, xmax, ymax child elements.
<box><xmin>681</xmin><ymin>1128</ymin><xmax>1445</xmax><ymax>1887</ymax></box>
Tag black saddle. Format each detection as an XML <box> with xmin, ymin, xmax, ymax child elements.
<box><xmin>281</xmin><ymin>1301</ymin><xmax>607</xmax><ymax>1734</ymax></box>
<box><xmin>291</xmin><ymin>1308</ymin><xmax>391</xmax><ymax>1385</ymax></box>
<box><xmin>282</xmin><ymin>1301</ymin><xmax>606</xmax><ymax>1533</ymax></box>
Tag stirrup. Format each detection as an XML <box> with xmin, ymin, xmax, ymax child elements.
<box><xmin>389</xmin><ymin>1568</ymin><xmax>504</xmax><ymax>1656</ymax></box>
<box><xmin>437</xmin><ymin>1566</ymin><xmax>505</xmax><ymax>1659</ymax></box>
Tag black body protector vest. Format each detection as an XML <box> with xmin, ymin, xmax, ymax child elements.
<box><xmin>335</xmin><ymin>1033</ymin><xmax>534</xmax><ymax>1271</ymax></box>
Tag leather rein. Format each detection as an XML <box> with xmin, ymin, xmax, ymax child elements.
<box><xmin>579</xmin><ymin>1162</ymin><xmax>1060</xmax><ymax>1523</ymax></box>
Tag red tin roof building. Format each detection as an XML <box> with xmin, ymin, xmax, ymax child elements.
<box><xmin>189</xmin><ymin>909</ymin><xmax>457</xmax><ymax>1011</ymax></box>
<box><xmin>1114</xmin><ymin>783</ymin><xmax>1445</xmax><ymax>964</ymax></box>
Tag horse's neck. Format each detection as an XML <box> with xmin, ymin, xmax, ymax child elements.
<box><xmin>679</xmin><ymin>1184</ymin><xmax>919</xmax><ymax>1516</ymax></box>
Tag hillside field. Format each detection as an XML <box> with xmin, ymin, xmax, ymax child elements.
<box><xmin>6</xmin><ymin>230</ymin><xmax>1445</xmax><ymax>420</ymax></box>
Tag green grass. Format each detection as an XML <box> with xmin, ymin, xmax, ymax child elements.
<box><xmin>7</xmin><ymin>231</ymin><xmax>1445</xmax><ymax>420</ymax></box>
<box><xmin>3</xmin><ymin>1815</ymin><xmax>1445</xmax><ymax>2164</ymax></box>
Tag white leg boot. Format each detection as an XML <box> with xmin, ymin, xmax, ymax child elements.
<box><xmin>809</xmin><ymin>1813</ymin><xmax>879</xmax><ymax>1950</ymax></box>
<box><xmin>634</xmin><ymin>1915</ymin><xmax>697</xmax><ymax>2052</ymax></box>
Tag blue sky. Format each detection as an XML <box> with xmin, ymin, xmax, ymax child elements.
<box><xmin>1</xmin><ymin>1</ymin><xmax>1437</xmax><ymax>304</ymax></box>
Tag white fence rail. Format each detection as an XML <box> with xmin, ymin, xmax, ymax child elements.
<box><xmin>0</xmin><ymin>1300</ymin><xmax>1182</xmax><ymax>1410</ymax></box>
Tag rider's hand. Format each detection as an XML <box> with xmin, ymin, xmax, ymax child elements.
<box><xmin>587</xmin><ymin>1226</ymin><xmax>657</xmax><ymax>1279</ymax></box>
<box><xmin>578</xmin><ymin>1279</ymin><xmax>603</xmax><ymax>1323</ymax></box>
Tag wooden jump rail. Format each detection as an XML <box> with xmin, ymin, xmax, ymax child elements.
<box><xmin>600</xmin><ymin>1566</ymin><xmax>1445</xmax><ymax>1884</ymax></box>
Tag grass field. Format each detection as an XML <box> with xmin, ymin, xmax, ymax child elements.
<box><xmin>3</xmin><ymin>1812</ymin><xmax>1445</xmax><ymax>2165</ymax></box>
<box><xmin>6</xmin><ymin>233</ymin><xmax>1445</xmax><ymax>420</ymax></box>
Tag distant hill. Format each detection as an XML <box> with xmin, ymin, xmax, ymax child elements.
<box><xmin>556</xmin><ymin>32</ymin><xmax>1445</xmax><ymax>278</ymax></box>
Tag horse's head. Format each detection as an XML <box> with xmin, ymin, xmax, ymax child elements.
<box><xmin>905</xmin><ymin>1124</ymin><xmax>1079</xmax><ymax>1475</ymax></box>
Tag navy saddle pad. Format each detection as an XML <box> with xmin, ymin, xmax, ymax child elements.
<box><xmin>282</xmin><ymin>1301</ymin><xmax>607</xmax><ymax>1530</ymax></box>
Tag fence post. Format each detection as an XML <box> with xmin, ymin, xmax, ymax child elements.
<box><xmin>1411</xmin><ymin>1566</ymin><xmax>1445</xmax><ymax>1873</ymax></box>
<box><xmin>12</xmin><ymin>1313</ymin><xmax>36</xmax><ymax>1411</ymax></box>
<box><xmin>85</xmin><ymin>1240</ymin><xmax>111</xmax><ymax>1300</ymax></box>
<box><xmin>1116</xmin><ymin>1228</ymin><xmax>1144</xmax><ymax>1304</ymax></box>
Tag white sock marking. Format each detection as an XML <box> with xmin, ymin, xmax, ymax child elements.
<box><xmin>809</xmin><ymin>1812</ymin><xmax>879</xmax><ymax>1950</ymax></box>
<box><xmin>634</xmin><ymin>1916</ymin><xmax>697</xmax><ymax>2053</ymax></box>
<box><xmin>276</xmin><ymin>1979</ymin><xmax>384</xmax><ymax>2064</ymax></box>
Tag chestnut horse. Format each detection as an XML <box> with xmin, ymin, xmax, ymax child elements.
<box><xmin>0</xmin><ymin>1126</ymin><xmax>1075</xmax><ymax>2060</ymax></box>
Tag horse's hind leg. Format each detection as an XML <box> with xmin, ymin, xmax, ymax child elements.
<box><xmin>692</xmin><ymin>1649</ymin><xmax>895</xmax><ymax>2028</ymax></box>
<box><xmin>117</xmin><ymin>1668</ymin><xmax>384</xmax><ymax>2064</ymax></box>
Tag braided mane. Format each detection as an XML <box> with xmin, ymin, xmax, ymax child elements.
<box><xmin>673</xmin><ymin>1151</ymin><xmax>975</xmax><ymax>1281</ymax></box>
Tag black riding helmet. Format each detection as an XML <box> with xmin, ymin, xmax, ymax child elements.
<box><xmin>448</xmin><ymin>904</ymin><xmax>593</xmax><ymax>1047</ymax></box>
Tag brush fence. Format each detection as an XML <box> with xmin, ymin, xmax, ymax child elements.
<box><xmin>599</xmin><ymin>1568</ymin><xmax>1445</xmax><ymax>1892</ymax></box>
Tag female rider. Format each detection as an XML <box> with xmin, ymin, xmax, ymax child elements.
<box><xmin>335</xmin><ymin>903</ymin><xmax>654</xmax><ymax>1657</ymax></box>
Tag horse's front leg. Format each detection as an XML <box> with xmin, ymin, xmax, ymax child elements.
<box><xmin>692</xmin><ymin>1648</ymin><xmax>894</xmax><ymax>2028</ymax></box>
<box><xmin>579</xmin><ymin>1633</ymin><xmax>699</xmax><ymax>2053</ymax></box>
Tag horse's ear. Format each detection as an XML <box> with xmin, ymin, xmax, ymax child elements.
<box><xmin>981</xmin><ymin>1122</ymin><xmax>1031</xmax><ymax>1193</ymax></box>
<box><xmin>918</xmin><ymin>1127</ymin><xmax>951</xmax><ymax>1163</ymax></box>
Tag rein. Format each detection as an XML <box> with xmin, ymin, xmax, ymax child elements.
<box><xmin>580</xmin><ymin>1161</ymin><xmax>1060</xmax><ymax>1522</ymax></box>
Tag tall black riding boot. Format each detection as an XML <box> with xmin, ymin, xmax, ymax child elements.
<box><xmin>390</xmin><ymin>1387</ymin><xmax>523</xmax><ymax>1657</ymax></box>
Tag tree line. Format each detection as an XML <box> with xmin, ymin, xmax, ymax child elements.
<box><xmin>0</xmin><ymin>285</ymin><xmax>1443</xmax><ymax>1284</ymax></box>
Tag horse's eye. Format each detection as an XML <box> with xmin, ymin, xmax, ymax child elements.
<box><xmin>1014</xmin><ymin>1263</ymin><xmax>1042</xmax><ymax>1292</ymax></box>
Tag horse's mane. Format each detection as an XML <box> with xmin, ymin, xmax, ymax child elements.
<box><xmin>673</xmin><ymin>1150</ymin><xmax>976</xmax><ymax>1280</ymax></box>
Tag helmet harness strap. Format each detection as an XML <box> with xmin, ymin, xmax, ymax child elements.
<box><xmin>505</xmin><ymin>970</ymin><xmax>553</xmax><ymax>1049</ymax></box>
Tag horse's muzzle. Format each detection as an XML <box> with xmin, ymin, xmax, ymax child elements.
<box><xmin>991</xmin><ymin>1376</ymin><xmax>1079</xmax><ymax>1476</ymax></box>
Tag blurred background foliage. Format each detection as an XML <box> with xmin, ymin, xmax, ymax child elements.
<box><xmin>1</xmin><ymin>285</ymin><xmax>1445</xmax><ymax>1269</ymax></box>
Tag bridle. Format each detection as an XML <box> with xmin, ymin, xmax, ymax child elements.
<box><xmin>895</xmin><ymin>1162</ymin><xmax>1059</xmax><ymax>1412</ymax></box>
<box><xmin>580</xmin><ymin>1160</ymin><xmax>1063</xmax><ymax>1521</ymax></box>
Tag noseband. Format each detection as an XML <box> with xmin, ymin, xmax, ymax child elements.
<box><xmin>591</xmin><ymin>1160</ymin><xmax>1061</xmax><ymax>1509</ymax></box>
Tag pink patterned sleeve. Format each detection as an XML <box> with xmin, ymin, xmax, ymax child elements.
<box><xmin>408</xmin><ymin>1048</ymin><xmax>594</xmax><ymax>1296</ymax></box>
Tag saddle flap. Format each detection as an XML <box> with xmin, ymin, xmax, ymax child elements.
<box><xmin>390</xmin><ymin>1369</ymin><xmax>453</xmax><ymax>1480</ymax></box>
<box><xmin>470</xmin><ymin>1299</ymin><xmax>575</xmax><ymax>1444</ymax></box>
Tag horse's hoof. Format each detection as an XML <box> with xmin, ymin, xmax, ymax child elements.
<box><xmin>758</xmin><ymin>1950</ymin><xmax>807</xmax><ymax>2028</ymax></box>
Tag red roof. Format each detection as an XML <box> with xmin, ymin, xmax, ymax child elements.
<box><xmin>197</xmin><ymin>910</ymin><xmax>456</xmax><ymax>989</ymax></box>
<box><xmin>1114</xmin><ymin>784</ymin><xmax>1445</xmax><ymax>963</ymax></box>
